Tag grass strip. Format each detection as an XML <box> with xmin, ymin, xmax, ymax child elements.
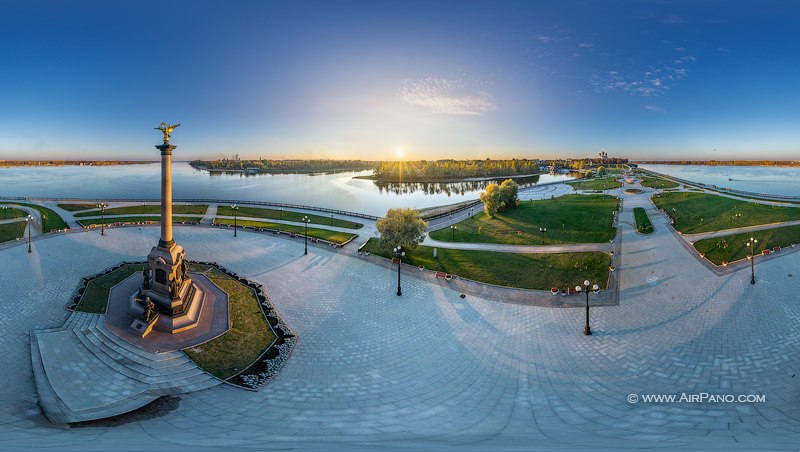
<box><xmin>364</xmin><ymin>238</ymin><xmax>611</xmax><ymax>290</ymax></box>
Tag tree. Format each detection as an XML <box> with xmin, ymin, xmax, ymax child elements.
<box><xmin>480</xmin><ymin>183</ymin><xmax>503</xmax><ymax>218</ymax></box>
<box><xmin>596</xmin><ymin>166</ymin><xmax>605</xmax><ymax>176</ymax></box>
<box><xmin>376</xmin><ymin>208</ymin><xmax>428</xmax><ymax>251</ymax></box>
<box><xmin>498</xmin><ymin>179</ymin><xmax>519</xmax><ymax>208</ymax></box>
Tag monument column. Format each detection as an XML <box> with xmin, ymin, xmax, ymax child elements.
<box><xmin>157</xmin><ymin>142</ymin><xmax>176</xmax><ymax>249</ymax></box>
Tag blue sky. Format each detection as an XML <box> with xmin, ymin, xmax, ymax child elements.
<box><xmin>1</xmin><ymin>0</ymin><xmax>798</xmax><ymax>161</ymax></box>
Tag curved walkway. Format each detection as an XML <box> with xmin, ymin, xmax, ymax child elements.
<box><xmin>0</xmin><ymin>218</ymin><xmax>797</xmax><ymax>449</ymax></box>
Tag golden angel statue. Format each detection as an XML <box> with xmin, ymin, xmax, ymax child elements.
<box><xmin>155</xmin><ymin>122</ymin><xmax>181</xmax><ymax>143</ymax></box>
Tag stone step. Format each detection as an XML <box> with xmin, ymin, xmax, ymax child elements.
<box><xmin>149</xmin><ymin>371</ymin><xmax>219</xmax><ymax>393</ymax></box>
<box><xmin>74</xmin><ymin>329</ymin><xmax>209</xmax><ymax>384</ymax></box>
<box><xmin>35</xmin><ymin>329</ymin><xmax>150</xmax><ymax>418</ymax></box>
<box><xmin>29</xmin><ymin>332</ymin><xmax>73</xmax><ymax>424</ymax></box>
<box><xmin>65</xmin><ymin>392</ymin><xmax>160</xmax><ymax>424</ymax></box>
<box><xmin>92</xmin><ymin>323</ymin><xmax>185</xmax><ymax>363</ymax></box>
<box><xmin>32</xmin><ymin>313</ymin><xmax>221</xmax><ymax>424</ymax></box>
<box><xmin>82</xmin><ymin>326</ymin><xmax>195</xmax><ymax>371</ymax></box>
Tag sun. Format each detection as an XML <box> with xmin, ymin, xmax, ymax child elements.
<box><xmin>395</xmin><ymin>148</ymin><xmax>405</xmax><ymax>159</ymax></box>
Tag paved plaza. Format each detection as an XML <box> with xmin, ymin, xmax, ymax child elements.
<box><xmin>0</xmin><ymin>199</ymin><xmax>799</xmax><ymax>449</ymax></box>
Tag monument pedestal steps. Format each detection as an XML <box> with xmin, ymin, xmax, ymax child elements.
<box><xmin>30</xmin><ymin>312</ymin><xmax>220</xmax><ymax>424</ymax></box>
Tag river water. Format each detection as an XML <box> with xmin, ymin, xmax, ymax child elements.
<box><xmin>0</xmin><ymin>162</ymin><xmax>573</xmax><ymax>217</ymax></box>
<box><xmin>639</xmin><ymin>164</ymin><xmax>800</xmax><ymax>197</ymax></box>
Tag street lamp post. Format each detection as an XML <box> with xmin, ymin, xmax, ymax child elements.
<box><xmin>26</xmin><ymin>215</ymin><xmax>33</xmax><ymax>253</ymax></box>
<box><xmin>575</xmin><ymin>280</ymin><xmax>600</xmax><ymax>335</ymax></box>
<box><xmin>232</xmin><ymin>204</ymin><xmax>238</xmax><ymax>237</ymax></box>
<box><xmin>539</xmin><ymin>227</ymin><xmax>547</xmax><ymax>244</ymax></box>
<box><xmin>734</xmin><ymin>213</ymin><xmax>742</xmax><ymax>228</ymax></box>
<box><xmin>746</xmin><ymin>236</ymin><xmax>758</xmax><ymax>284</ymax></box>
<box><xmin>330</xmin><ymin>213</ymin><xmax>335</xmax><ymax>226</ymax></box>
<box><xmin>279</xmin><ymin>207</ymin><xmax>283</xmax><ymax>220</ymax></box>
<box><xmin>303</xmin><ymin>215</ymin><xmax>309</xmax><ymax>255</ymax></box>
<box><xmin>393</xmin><ymin>246</ymin><xmax>405</xmax><ymax>296</ymax></box>
<box><xmin>98</xmin><ymin>203</ymin><xmax>107</xmax><ymax>235</ymax></box>
<box><xmin>451</xmin><ymin>225</ymin><xmax>457</xmax><ymax>241</ymax></box>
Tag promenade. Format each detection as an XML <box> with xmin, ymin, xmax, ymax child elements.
<box><xmin>0</xmin><ymin>182</ymin><xmax>797</xmax><ymax>450</ymax></box>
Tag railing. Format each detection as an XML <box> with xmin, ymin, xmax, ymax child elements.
<box><xmin>638</xmin><ymin>170</ymin><xmax>800</xmax><ymax>201</ymax></box>
<box><xmin>0</xmin><ymin>196</ymin><xmax>380</xmax><ymax>220</ymax></box>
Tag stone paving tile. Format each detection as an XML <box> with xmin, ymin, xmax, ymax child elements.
<box><xmin>0</xmin><ymin>221</ymin><xmax>797</xmax><ymax>450</ymax></box>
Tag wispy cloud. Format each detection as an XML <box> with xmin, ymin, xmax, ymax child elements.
<box><xmin>644</xmin><ymin>104</ymin><xmax>665</xmax><ymax>113</ymax></box>
<box><xmin>399</xmin><ymin>77</ymin><xmax>497</xmax><ymax>115</ymax></box>
<box><xmin>535</xmin><ymin>34</ymin><xmax>551</xmax><ymax>43</ymax></box>
<box><xmin>663</xmin><ymin>15</ymin><xmax>685</xmax><ymax>24</ymax></box>
<box><xmin>592</xmin><ymin>50</ymin><xmax>697</xmax><ymax>97</ymax></box>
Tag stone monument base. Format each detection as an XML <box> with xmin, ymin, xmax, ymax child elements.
<box><xmin>106</xmin><ymin>272</ymin><xmax>229</xmax><ymax>352</ymax></box>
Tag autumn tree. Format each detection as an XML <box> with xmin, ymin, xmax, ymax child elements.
<box><xmin>480</xmin><ymin>183</ymin><xmax>503</xmax><ymax>218</ymax></box>
<box><xmin>376</xmin><ymin>208</ymin><xmax>428</xmax><ymax>251</ymax></box>
<box><xmin>498</xmin><ymin>179</ymin><xmax>519</xmax><ymax>208</ymax></box>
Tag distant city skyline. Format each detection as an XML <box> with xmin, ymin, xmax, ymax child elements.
<box><xmin>1</xmin><ymin>1</ymin><xmax>798</xmax><ymax>161</ymax></box>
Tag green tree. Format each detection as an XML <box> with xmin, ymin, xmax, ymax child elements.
<box><xmin>498</xmin><ymin>179</ymin><xmax>519</xmax><ymax>208</ymax></box>
<box><xmin>480</xmin><ymin>183</ymin><xmax>503</xmax><ymax>218</ymax></box>
<box><xmin>596</xmin><ymin>166</ymin><xmax>605</xmax><ymax>176</ymax></box>
<box><xmin>376</xmin><ymin>208</ymin><xmax>428</xmax><ymax>251</ymax></box>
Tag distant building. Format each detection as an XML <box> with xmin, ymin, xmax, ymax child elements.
<box><xmin>598</xmin><ymin>149</ymin><xmax>608</xmax><ymax>163</ymax></box>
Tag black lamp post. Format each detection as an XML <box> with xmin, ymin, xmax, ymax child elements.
<box><xmin>450</xmin><ymin>225</ymin><xmax>457</xmax><ymax>241</ymax></box>
<box><xmin>303</xmin><ymin>215</ymin><xmax>309</xmax><ymax>255</ymax></box>
<box><xmin>575</xmin><ymin>280</ymin><xmax>600</xmax><ymax>335</ymax></box>
<box><xmin>330</xmin><ymin>213</ymin><xmax>335</xmax><ymax>226</ymax></box>
<box><xmin>746</xmin><ymin>236</ymin><xmax>758</xmax><ymax>284</ymax></box>
<box><xmin>733</xmin><ymin>213</ymin><xmax>742</xmax><ymax>228</ymax></box>
<box><xmin>279</xmin><ymin>207</ymin><xmax>283</xmax><ymax>220</ymax></box>
<box><xmin>232</xmin><ymin>204</ymin><xmax>238</xmax><ymax>237</ymax></box>
<box><xmin>26</xmin><ymin>215</ymin><xmax>33</xmax><ymax>253</ymax></box>
<box><xmin>393</xmin><ymin>246</ymin><xmax>405</xmax><ymax>296</ymax></box>
<box><xmin>98</xmin><ymin>203</ymin><xmax>107</xmax><ymax>235</ymax></box>
<box><xmin>539</xmin><ymin>227</ymin><xmax>547</xmax><ymax>244</ymax></box>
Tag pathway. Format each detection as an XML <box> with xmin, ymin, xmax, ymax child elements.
<box><xmin>0</xmin><ymin>219</ymin><xmax>796</xmax><ymax>450</ymax></box>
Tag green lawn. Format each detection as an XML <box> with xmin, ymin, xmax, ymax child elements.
<box><xmin>429</xmin><ymin>194</ymin><xmax>618</xmax><ymax>245</ymax></box>
<box><xmin>57</xmin><ymin>203</ymin><xmax>101</xmax><ymax>211</ymax></box>
<box><xmin>214</xmin><ymin>217</ymin><xmax>357</xmax><ymax>244</ymax></box>
<box><xmin>567</xmin><ymin>178</ymin><xmax>622</xmax><ymax>190</ymax></box>
<box><xmin>74</xmin><ymin>263</ymin><xmax>146</xmax><ymax>314</ymax></box>
<box><xmin>77</xmin><ymin>215</ymin><xmax>201</xmax><ymax>226</ymax></box>
<box><xmin>639</xmin><ymin>177</ymin><xmax>679</xmax><ymax>189</ymax></box>
<box><xmin>694</xmin><ymin>225</ymin><xmax>800</xmax><ymax>265</ymax></box>
<box><xmin>1</xmin><ymin>203</ymin><xmax>68</xmax><ymax>231</ymax></box>
<box><xmin>183</xmin><ymin>265</ymin><xmax>275</xmax><ymax>379</ymax></box>
<box><xmin>216</xmin><ymin>205</ymin><xmax>363</xmax><ymax>229</ymax></box>
<box><xmin>633</xmin><ymin>207</ymin><xmax>654</xmax><ymax>234</ymax></box>
<box><xmin>651</xmin><ymin>192</ymin><xmax>800</xmax><ymax>234</ymax></box>
<box><xmin>365</xmin><ymin>238</ymin><xmax>611</xmax><ymax>290</ymax></box>
<box><xmin>0</xmin><ymin>206</ymin><xmax>27</xmax><ymax>220</ymax></box>
<box><xmin>75</xmin><ymin>204</ymin><xmax>208</xmax><ymax>217</ymax></box>
<box><xmin>0</xmin><ymin>221</ymin><xmax>27</xmax><ymax>243</ymax></box>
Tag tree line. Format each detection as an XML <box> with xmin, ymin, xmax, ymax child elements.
<box><xmin>191</xmin><ymin>159</ymin><xmax>376</xmax><ymax>173</ymax></box>
<box><xmin>372</xmin><ymin>159</ymin><xmax>540</xmax><ymax>181</ymax></box>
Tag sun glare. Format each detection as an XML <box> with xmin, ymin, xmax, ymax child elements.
<box><xmin>395</xmin><ymin>148</ymin><xmax>405</xmax><ymax>159</ymax></box>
